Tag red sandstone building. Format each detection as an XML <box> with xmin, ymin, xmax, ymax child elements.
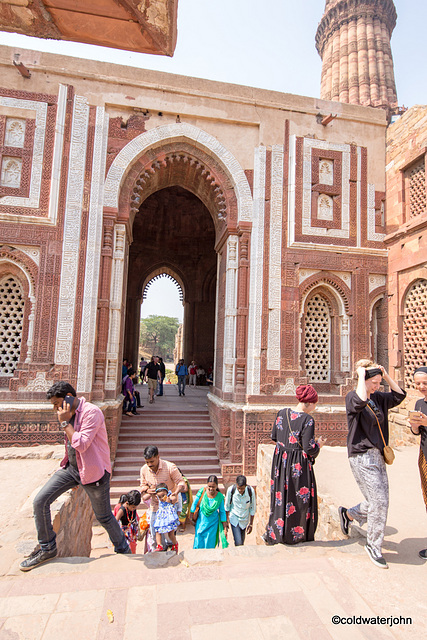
<box><xmin>0</xmin><ymin>0</ymin><xmax>425</xmax><ymax>476</ymax></box>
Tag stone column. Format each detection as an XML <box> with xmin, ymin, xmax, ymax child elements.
<box><xmin>357</xmin><ymin>15</ymin><xmax>370</xmax><ymax>105</ymax></box>
<box><xmin>339</xmin><ymin>22</ymin><xmax>349</xmax><ymax>103</ymax></box>
<box><xmin>348</xmin><ymin>18</ymin><xmax>359</xmax><ymax>104</ymax></box>
<box><xmin>331</xmin><ymin>28</ymin><xmax>341</xmax><ymax>101</ymax></box>
<box><xmin>374</xmin><ymin>16</ymin><xmax>388</xmax><ymax>106</ymax></box>
<box><xmin>366</xmin><ymin>15</ymin><xmax>379</xmax><ymax>105</ymax></box>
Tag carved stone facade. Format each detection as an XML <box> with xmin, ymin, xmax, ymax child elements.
<box><xmin>316</xmin><ymin>0</ymin><xmax>398</xmax><ymax>115</ymax></box>
<box><xmin>385</xmin><ymin>106</ymin><xmax>427</xmax><ymax>444</ymax></box>
<box><xmin>0</xmin><ymin>43</ymin><xmax>389</xmax><ymax>473</ymax></box>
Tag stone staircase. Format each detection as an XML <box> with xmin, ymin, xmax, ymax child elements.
<box><xmin>110</xmin><ymin>409</ymin><xmax>222</xmax><ymax>502</ymax></box>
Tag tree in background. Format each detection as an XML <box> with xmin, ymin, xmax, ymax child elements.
<box><xmin>140</xmin><ymin>315</ymin><xmax>179</xmax><ymax>360</ymax></box>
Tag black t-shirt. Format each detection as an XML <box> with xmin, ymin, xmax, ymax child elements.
<box><xmin>145</xmin><ymin>361</ymin><xmax>160</xmax><ymax>380</ymax></box>
<box><xmin>346</xmin><ymin>388</ymin><xmax>406</xmax><ymax>457</ymax></box>
<box><xmin>415</xmin><ymin>398</ymin><xmax>427</xmax><ymax>459</ymax></box>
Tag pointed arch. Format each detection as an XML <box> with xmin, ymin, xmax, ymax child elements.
<box><xmin>103</xmin><ymin>123</ymin><xmax>253</xmax><ymax>224</ymax></box>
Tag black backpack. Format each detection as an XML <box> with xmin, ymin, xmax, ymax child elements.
<box><xmin>230</xmin><ymin>484</ymin><xmax>253</xmax><ymax>506</ymax></box>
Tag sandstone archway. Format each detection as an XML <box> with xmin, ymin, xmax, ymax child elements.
<box><xmin>100</xmin><ymin>125</ymin><xmax>253</xmax><ymax>401</ymax></box>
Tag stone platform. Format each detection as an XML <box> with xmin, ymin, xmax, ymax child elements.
<box><xmin>1</xmin><ymin>440</ymin><xmax>426</xmax><ymax>639</ymax></box>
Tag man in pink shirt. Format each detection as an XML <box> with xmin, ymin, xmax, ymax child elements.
<box><xmin>20</xmin><ymin>381</ymin><xmax>130</xmax><ymax>571</ymax></box>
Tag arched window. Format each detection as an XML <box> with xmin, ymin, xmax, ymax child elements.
<box><xmin>0</xmin><ymin>275</ymin><xmax>25</xmax><ymax>375</ymax></box>
<box><xmin>304</xmin><ymin>292</ymin><xmax>331</xmax><ymax>383</ymax></box>
<box><xmin>404</xmin><ymin>279</ymin><xmax>427</xmax><ymax>389</ymax></box>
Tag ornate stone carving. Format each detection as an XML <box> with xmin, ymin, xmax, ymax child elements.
<box><xmin>0</xmin><ymin>275</ymin><xmax>24</xmax><ymax>375</ymax></box>
<box><xmin>77</xmin><ymin>107</ymin><xmax>109</xmax><ymax>394</ymax></box>
<box><xmin>19</xmin><ymin>371</ymin><xmax>53</xmax><ymax>392</ymax></box>
<box><xmin>267</xmin><ymin>144</ymin><xmax>284</xmax><ymax>372</ymax></box>
<box><xmin>246</xmin><ymin>145</ymin><xmax>266</xmax><ymax>396</ymax></box>
<box><xmin>5</xmin><ymin>118</ymin><xmax>26</xmax><ymax>147</ymax></box>
<box><xmin>404</xmin><ymin>279</ymin><xmax>427</xmax><ymax>389</ymax></box>
<box><xmin>1</xmin><ymin>157</ymin><xmax>22</xmax><ymax>188</ymax></box>
<box><xmin>54</xmin><ymin>94</ymin><xmax>89</xmax><ymax>366</ymax></box>
<box><xmin>319</xmin><ymin>159</ymin><xmax>334</xmax><ymax>185</ymax></box>
<box><xmin>304</xmin><ymin>293</ymin><xmax>331</xmax><ymax>383</ymax></box>
<box><xmin>104</xmin><ymin>123</ymin><xmax>252</xmax><ymax>223</ymax></box>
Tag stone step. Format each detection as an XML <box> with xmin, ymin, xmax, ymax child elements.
<box><xmin>115</xmin><ymin>447</ymin><xmax>217</xmax><ymax>458</ymax></box>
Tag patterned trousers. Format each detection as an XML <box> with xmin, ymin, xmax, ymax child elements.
<box><xmin>418</xmin><ymin>448</ymin><xmax>427</xmax><ymax>511</ymax></box>
<box><xmin>347</xmin><ymin>448</ymin><xmax>389</xmax><ymax>557</ymax></box>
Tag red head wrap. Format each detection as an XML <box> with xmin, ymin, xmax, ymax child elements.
<box><xmin>295</xmin><ymin>384</ymin><xmax>318</xmax><ymax>404</ymax></box>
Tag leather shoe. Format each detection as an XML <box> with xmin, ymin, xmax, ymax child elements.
<box><xmin>20</xmin><ymin>547</ymin><xmax>57</xmax><ymax>572</ymax></box>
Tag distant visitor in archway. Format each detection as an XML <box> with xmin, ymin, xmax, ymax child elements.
<box><xmin>175</xmin><ymin>359</ymin><xmax>188</xmax><ymax>396</ymax></box>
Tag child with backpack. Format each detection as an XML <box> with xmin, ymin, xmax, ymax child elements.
<box><xmin>225</xmin><ymin>475</ymin><xmax>256</xmax><ymax>546</ymax></box>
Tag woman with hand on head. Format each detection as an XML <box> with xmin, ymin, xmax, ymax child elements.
<box><xmin>408</xmin><ymin>366</ymin><xmax>427</xmax><ymax>560</ymax></box>
<box><xmin>339</xmin><ymin>360</ymin><xmax>406</xmax><ymax>569</ymax></box>
<box><xmin>263</xmin><ymin>384</ymin><xmax>326</xmax><ymax>546</ymax></box>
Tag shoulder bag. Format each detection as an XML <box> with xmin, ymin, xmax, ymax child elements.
<box><xmin>366</xmin><ymin>403</ymin><xmax>395</xmax><ymax>465</ymax></box>
<box><xmin>191</xmin><ymin>488</ymin><xmax>206</xmax><ymax>522</ymax></box>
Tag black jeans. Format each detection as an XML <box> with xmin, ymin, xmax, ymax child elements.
<box><xmin>33</xmin><ymin>465</ymin><xmax>129</xmax><ymax>553</ymax></box>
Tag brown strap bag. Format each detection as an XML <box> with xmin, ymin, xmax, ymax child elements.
<box><xmin>366</xmin><ymin>403</ymin><xmax>395</xmax><ymax>465</ymax></box>
<box><xmin>191</xmin><ymin>488</ymin><xmax>206</xmax><ymax>522</ymax></box>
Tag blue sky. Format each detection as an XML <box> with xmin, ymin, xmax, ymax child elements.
<box><xmin>1</xmin><ymin>0</ymin><xmax>425</xmax><ymax>322</ymax></box>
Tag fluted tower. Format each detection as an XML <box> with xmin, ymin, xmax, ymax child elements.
<box><xmin>316</xmin><ymin>0</ymin><xmax>398</xmax><ymax>114</ymax></box>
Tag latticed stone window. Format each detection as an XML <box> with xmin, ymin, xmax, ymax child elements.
<box><xmin>0</xmin><ymin>275</ymin><xmax>25</xmax><ymax>375</ymax></box>
<box><xmin>304</xmin><ymin>293</ymin><xmax>330</xmax><ymax>383</ymax></box>
<box><xmin>404</xmin><ymin>279</ymin><xmax>427</xmax><ymax>389</ymax></box>
<box><xmin>408</xmin><ymin>158</ymin><xmax>426</xmax><ymax>219</ymax></box>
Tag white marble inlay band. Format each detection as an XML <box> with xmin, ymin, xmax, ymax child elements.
<box><xmin>77</xmin><ymin>107</ymin><xmax>109</xmax><ymax>393</ymax></box>
<box><xmin>247</xmin><ymin>145</ymin><xmax>266</xmax><ymax>396</ymax></box>
<box><xmin>54</xmin><ymin>95</ymin><xmax>89</xmax><ymax>365</ymax></box>
<box><xmin>267</xmin><ymin>144</ymin><xmax>284</xmax><ymax>371</ymax></box>
<box><xmin>0</xmin><ymin>96</ymin><xmax>47</xmax><ymax>209</ymax></box>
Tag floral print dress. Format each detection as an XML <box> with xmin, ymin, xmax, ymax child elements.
<box><xmin>265</xmin><ymin>408</ymin><xmax>320</xmax><ymax>545</ymax></box>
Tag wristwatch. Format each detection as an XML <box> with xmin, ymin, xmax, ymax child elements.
<box><xmin>60</xmin><ymin>421</ymin><xmax>69</xmax><ymax>429</ymax></box>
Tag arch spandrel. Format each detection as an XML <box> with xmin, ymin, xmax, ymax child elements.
<box><xmin>103</xmin><ymin>123</ymin><xmax>253</xmax><ymax>225</ymax></box>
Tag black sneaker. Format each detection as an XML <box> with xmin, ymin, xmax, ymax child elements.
<box><xmin>20</xmin><ymin>547</ymin><xmax>57</xmax><ymax>572</ymax></box>
<box><xmin>338</xmin><ymin>506</ymin><xmax>350</xmax><ymax>536</ymax></box>
<box><xmin>419</xmin><ymin>549</ymin><xmax>427</xmax><ymax>559</ymax></box>
<box><xmin>364</xmin><ymin>544</ymin><xmax>388</xmax><ymax>569</ymax></box>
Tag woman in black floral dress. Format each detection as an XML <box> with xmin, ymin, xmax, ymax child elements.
<box><xmin>263</xmin><ymin>384</ymin><xmax>326</xmax><ymax>545</ymax></box>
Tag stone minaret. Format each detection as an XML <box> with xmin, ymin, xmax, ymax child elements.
<box><xmin>315</xmin><ymin>0</ymin><xmax>398</xmax><ymax>114</ymax></box>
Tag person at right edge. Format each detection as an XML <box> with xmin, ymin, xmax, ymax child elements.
<box><xmin>408</xmin><ymin>366</ymin><xmax>427</xmax><ymax>560</ymax></box>
<box><xmin>339</xmin><ymin>360</ymin><xmax>406</xmax><ymax>569</ymax></box>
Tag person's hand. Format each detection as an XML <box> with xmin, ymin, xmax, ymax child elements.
<box><xmin>317</xmin><ymin>436</ymin><xmax>327</xmax><ymax>448</ymax></box>
<box><xmin>246</xmin><ymin>524</ymin><xmax>253</xmax><ymax>535</ymax></box>
<box><xmin>356</xmin><ymin>366</ymin><xmax>366</xmax><ymax>378</ymax></box>
<box><xmin>57</xmin><ymin>398</ymin><xmax>73</xmax><ymax>424</ymax></box>
<box><xmin>410</xmin><ymin>413</ymin><xmax>427</xmax><ymax>428</ymax></box>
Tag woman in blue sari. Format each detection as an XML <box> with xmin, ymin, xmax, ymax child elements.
<box><xmin>191</xmin><ymin>475</ymin><xmax>229</xmax><ymax>549</ymax></box>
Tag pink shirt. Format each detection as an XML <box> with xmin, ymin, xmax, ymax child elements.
<box><xmin>60</xmin><ymin>397</ymin><xmax>112</xmax><ymax>484</ymax></box>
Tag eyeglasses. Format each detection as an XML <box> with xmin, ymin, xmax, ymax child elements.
<box><xmin>367</xmin><ymin>399</ymin><xmax>382</xmax><ymax>419</ymax></box>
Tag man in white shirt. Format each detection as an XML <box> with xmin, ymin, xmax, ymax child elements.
<box><xmin>225</xmin><ymin>475</ymin><xmax>256</xmax><ymax>546</ymax></box>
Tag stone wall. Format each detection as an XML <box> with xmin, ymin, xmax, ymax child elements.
<box><xmin>385</xmin><ymin>105</ymin><xmax>427</xmax><ymax>445</ymax></box>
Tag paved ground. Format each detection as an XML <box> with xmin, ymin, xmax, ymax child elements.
<box><xmin>1</xmin><ymin>391</ymin><xmax>426</xmax><ymax>639</ymax></box>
